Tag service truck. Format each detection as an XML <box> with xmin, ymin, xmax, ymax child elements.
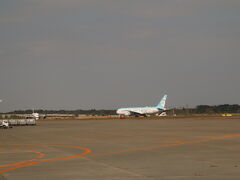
<box><xmin>0</xmin><ymin>120</ymin><xmax>12</xmax><ymax>129</ymax></box>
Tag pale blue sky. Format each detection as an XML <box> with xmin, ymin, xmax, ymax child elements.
<box><xmin>0</xmin><ymin>0</ymin><xmax>240</xmax><ymax>111</ymax></box>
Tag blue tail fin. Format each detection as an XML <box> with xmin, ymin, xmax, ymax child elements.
<box><xmin>156</xmin><ymin>95</ymin><xmax>167</xmax><ymax>110</ymax></box>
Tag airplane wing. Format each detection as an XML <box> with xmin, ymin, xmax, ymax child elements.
<box><xmin>129</xmin><ymin>111</ymin><xmax>143</xmax><ymax>116</ymax></box>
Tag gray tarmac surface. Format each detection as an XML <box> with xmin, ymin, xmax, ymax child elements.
<box><xmin>1</xmin><ymin>118</ymin><xmax>240</xmax><ymax>180</ymax></box>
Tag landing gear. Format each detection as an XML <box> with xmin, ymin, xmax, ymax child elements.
<box><xmin>119</xmin><ymin>115</ymin><xmax>126</xmax><ymax>119</ymax></box>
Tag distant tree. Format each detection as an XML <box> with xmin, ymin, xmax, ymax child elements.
<box><xmin>196</xmin><ymin>105</ymin><xmax>210</xmax><ymax>114</ymax></box>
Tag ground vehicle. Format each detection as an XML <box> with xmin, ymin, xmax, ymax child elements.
<box><xmin>7</xmin><ymin>119</ymin><xmax>36</xmax><ymax>126</ymax></box>
<box><xmin>8</xmin><ymin>119</ymin><xmax>18</xmax><ymax>126</ymax></box>
<box><xmin>26</xmin><ymin>119</ymin><xmax>36</xmax><ymax>125</ymax></box>
<box><xmin>1</xmin><ymin>118</ymin><xmax>36</xmax><ymax>128</ymax></box>
<box><xmin>0</xmin><ymin>120</ymin><xmax>12</xmax><ymax>129</ymax></box>
<box><xmin>18</xmin><ymin>119</ymin><xmax>27</xmax><ymax>126</ymax></box>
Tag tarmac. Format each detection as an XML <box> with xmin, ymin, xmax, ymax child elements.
<box><xmin>1</xmin><ymin>118</ymin><xmax>240</xmax><ymax>180</ymax></box>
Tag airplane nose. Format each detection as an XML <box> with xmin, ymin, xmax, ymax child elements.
<box><xmin>116</xmin><ymin>109</ymin><xmax>121</xmax><ymax>114</ymax></box>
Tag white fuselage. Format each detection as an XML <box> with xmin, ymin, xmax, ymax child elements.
<box><xmin>32</xmin><ymin>113</ymin><xmax>40</xmax><ymax>120</ymax></box>
<box><xmin>116</xmin><ymin>107</ymin><xmax>160</xmax><ymax>116</ymax></box>
<box><xmin>117</xmin><ymin>94</ymin><xmax>167</xmax><ymax>117</ymax></box>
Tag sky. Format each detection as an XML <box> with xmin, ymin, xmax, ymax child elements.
<box><xmin>0</xmin><ymin>0</ymin><xmax>240</xmax><ymax>112</ymax></box>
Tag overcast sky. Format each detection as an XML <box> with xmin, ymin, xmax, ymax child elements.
<box><xmin>1</xmin><ymin>0</ymin><xmax>240</xmax><ymax>112</ymax></box>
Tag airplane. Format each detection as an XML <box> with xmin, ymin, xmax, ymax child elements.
<box><xmin>26</xmin><ymin>109</ymin><xmax>46</xmax><ymax>120</ymax></box>
<box><xmin>116</xmin><ymin>94</ymin><xmax>168</xmax><ymax>117</ymax></box>
<box><xmin>32</xmin><ymin>111</ymin><xmax>47</xmax><ymax>120</ymax></box>
<box><xmin>32</xmin><ymin>111</ymin><xmax>40</xmax><ymax>120</ymax></box>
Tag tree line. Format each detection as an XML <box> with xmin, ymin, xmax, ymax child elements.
<box><xmin>173</xmin><ymin>104</ymin><xmax>240</xmax><ymax>115</ymax></box>
<box><xmin>4</xmin><ymin>109</ymin><xmax>117</xmax><ymax>116</ymax></box>
<box><xmin>2</xmin><ymin>104</ymin><xmax>240</xmax><ymax>116</ymax></box>
<box><xmin>195</xmin><ymin>104</ymin><xmax>240</xmax><ymax>114</ymax></box>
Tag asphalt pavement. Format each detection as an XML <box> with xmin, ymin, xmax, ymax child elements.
<box><xmin>1</xmin><ymin>118</ymin><xmax>240</xmax><ymax>180</ymax></box>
